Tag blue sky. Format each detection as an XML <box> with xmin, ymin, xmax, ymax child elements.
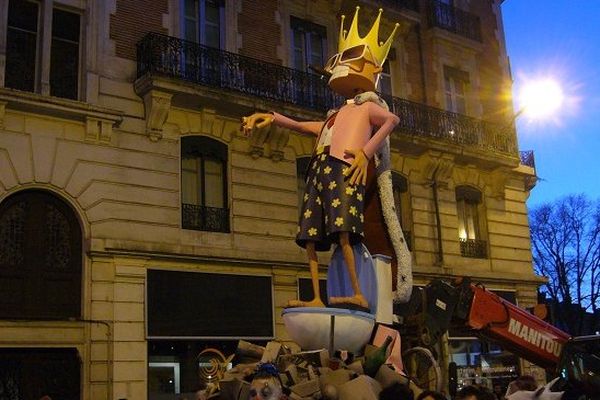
<box><xmin>502</xmin><ymin>1</ymin><xmax>600</xmax><ymax>207</ymax></box>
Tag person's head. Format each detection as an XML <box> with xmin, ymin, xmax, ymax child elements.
<box><xmin>505</xmin><ymin>375</ymin><xmax>538</xmax><ymax>396</ymax></box>
<box><xmin>476</xmin><ymin>387</ymin><xmax>497</xmax><ymax>400</ymax></box>
<box><xmin>416</xmin><ymin>390</ymin><xmax>447</xmax><ymax>400</ymax></box>
<box><xmin>379</xmin><ymin>382</ymin><xmax>414</xmax><ymax>400</ymax></box>
<box><xmin>249</xmin><ymin>363</ymin><xmax>283</xmax><ymax>400</ymax></box>
<box><xmin>456</xmin><ymin>385</ymin><xmax>481</xmax><ymax>400</ymax></box>
<box><xmin>514</xmin><ymin>376</ymin><xmax>538</xmax><ymax>391</ymax></box>
<box><xmin>324</xmin><ymin>7</ymin><xmax>399</xmax><ymax>98</ymax></box>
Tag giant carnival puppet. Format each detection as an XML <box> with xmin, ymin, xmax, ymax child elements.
<box><xmin>243</xmin><ymin>7</ymin><xmax>412</xmax><ymax>314</ymax></box>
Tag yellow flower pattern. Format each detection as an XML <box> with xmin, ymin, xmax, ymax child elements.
<box><xmin>298</xmin><ymin>156</ymin><xmax>367</xmax><ymax>240</ymax></box>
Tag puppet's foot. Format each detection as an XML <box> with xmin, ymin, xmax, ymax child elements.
<box><xmin>286</xmin><ymin>298</ymin><xmax>326</xmax><ymax>308</ymax></box>
<box><xmin>329</xmin><ymin>294</ymin><xmax>369</xmax><ymax>310</ymax></box>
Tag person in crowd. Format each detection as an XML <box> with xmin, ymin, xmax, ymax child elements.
<box><xmin>456</xmin><ymin>385</ymin><xmax>483</xmax><ymax>400</ymax></box>
<box><xmin>505</xmin><ymin>376</ymin><xmax>539</xmax><ymax>397</ymax></box>
<box><xmin>379</xmin><ymin>382</ymin><xmax>414</xmax><ymax>400</ymax></box>
<box><xmin>416</xmin><ymin>390</ymin><xmax>447</xmax><ymax>400</ymax></box>
<box><xmin>249</xmin><ymin>363</ymin><xmax>288</xmax><ymax>400</ymax></box>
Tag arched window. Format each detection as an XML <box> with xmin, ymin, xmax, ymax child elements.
<box><xmin>455</xmin><ymin>185</ymin><xmax>487</xmax><ymax>258</ymax></box>
<box><xmin>296</xmin><ymin>156</ymin><xmax>312</xmax><ymax>212</ymax></box>
<box><xmin>392</xmin><ymin>172</ymin><xmax>412</xmax><ymax>251</ymax></box>
<box><xmin>181</xmin><ymin>136</ymin><xmax>229</xmax><ymax>232</ymax></box>
<box><xmin>0</xmin><ymin>190</ymin><xmax>82</xmax><ymax>319</ymax></box>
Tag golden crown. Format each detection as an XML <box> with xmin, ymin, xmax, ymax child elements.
<box><xmin>338</xmin><ymin>6</ymin><xmax>400</xmax><ymax>66</ymax></box>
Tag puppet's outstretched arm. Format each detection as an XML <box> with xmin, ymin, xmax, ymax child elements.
<box><xmin>242</xmin><ymin>112</ymin><xmax>322</xmax><ymax>137</ymax></box>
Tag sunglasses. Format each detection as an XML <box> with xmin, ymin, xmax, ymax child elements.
<box><xmin>324</xmin><ymin>44</ymin><xmax>380</xmax><ymax>70</ymax></box>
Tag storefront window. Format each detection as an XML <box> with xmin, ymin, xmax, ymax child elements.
<box><xmin>147</xmin><ymin>270</ymin><xmax>274</xmax><ymax>399</ymax></box>
<box><xmin>449</xmin><ymin>337</ymin><xmax>519</xmax><ymax>393</ymax></box>
<box><xmin>148</xmin><ymin>339</ymin><xmax>267</xmax><ymax>399</ymax></box>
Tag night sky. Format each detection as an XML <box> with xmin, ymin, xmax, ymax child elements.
<box><xmin>502</xmin><ymin>1</ymin><xmax>600</xmax><ymax>207</ymax></box>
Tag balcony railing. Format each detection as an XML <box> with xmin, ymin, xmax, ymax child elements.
<box><xmin>389</xmin><ymin>97</ymin><xmax>516</xmax><ymax>154</ymax></box>
<box><xmin>379</xmin><ymin>0</ymin><xmax>419</xmax><ymax>12</ymax></box>
<box><xmin>137</xmin><ymin>33</ymin><xmax>516</xmax><ymax>156</ymax></box>
<box><xmin>519</xmin><ymin>150</ymin><xmax>535</xmax><ymax>168</ymax></box>
<box><xmin>460</xmin><ymin>238</ymin><xmax>488</xmax><ymax>259</ymax></box>
<box><xmin>427</xmin><ymin>0</ymin><xmax>482</xmax><ymax>42</ymax></box>
<box><xmin>137</xmin><ymin>33</ymin><xmax>339</xmax><ymax>111</ymax></box>
<box><xmin>182</xmin><ymin>203</ymin><xmax>230</xmax><ymax>233</ymax></box>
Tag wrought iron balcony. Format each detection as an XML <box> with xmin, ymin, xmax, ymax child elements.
<box><xmin>137</xmin><ymin>33</ymin><xmax>339</xmax><ymax>111</ymax></box>
<box><xmin>389</xmin><ymin>97</ymin><xmax>516</xmax><ymax>154</ymax></box>
<box><xmin>137</xmin><ymin>33</ymin><xmax>516</xmax><ymax>156</ymax></box>
<box><xmin>460</xmin><ymin>238</ymin><xmax>488</xmax><ymax>259</ymax></box>
<box><xmin>519</xmin><ymin>150</ymin><xmax>535</xmax><ymax>168</ymax></box>
<box><xmin>378</xmin><ymin>0</ymin><xmax>419</xmax><ymax>12</ymax></box>
<box><xmin>427</xmin><ymin>0</ymin><xmax>482</xmax><ymax>42</ymax></box>
<box><xmin>182</xmin><ymin>203</ymin><xmax>230</xmax><ymax>233</ymax></box>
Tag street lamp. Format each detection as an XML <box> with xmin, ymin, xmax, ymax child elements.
<box><xmin>516</xmin><ymin>77</ymin><xmax>565</xmax><ymax>120</ymax></box>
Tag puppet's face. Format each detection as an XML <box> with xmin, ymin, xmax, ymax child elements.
<box><xmin>249</xmin><ymin>376</ymin><xmax>282</xmax><ymax>400</ymax></box>
<box><xmin>324</xmin><ymin>43</ymin><xmax>382</xmax><ymax>98</ymax></box>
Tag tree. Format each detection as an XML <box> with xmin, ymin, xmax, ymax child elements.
<box><xmin>529</xmin><ymin>194</ymin><xmax>600</xmax><ymax>335</ymax></box>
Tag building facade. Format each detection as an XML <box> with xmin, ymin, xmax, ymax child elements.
<box><xmin>0</xmin><ymin>0</ymin><xmax>541</xmax><ymax>398</ymax></box>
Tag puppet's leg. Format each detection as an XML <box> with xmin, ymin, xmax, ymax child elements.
<box><xmin>287</xmin><ymin>241</ymin><xmax>326</xmax><ymax>308</ymax></box>
<box><xmin>329</xmin><ymin>232</ymin><xmax>369</xmax><ymax>309</ymax></box>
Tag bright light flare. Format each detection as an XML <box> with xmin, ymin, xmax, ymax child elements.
<box><xmin>518</xmin><ymin>78</ymin><xmax>564</xmax><ymax>120</ymax></box>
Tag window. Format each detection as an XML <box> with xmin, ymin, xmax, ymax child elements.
<box><xmin>146</xmin><ymin>269</ymin><xmax>273</xmax><ymax>397</ymax></box>
<box><xmin>455</xmin><ymin>186</ymin><xmax>487</xmax><ymax>258</ymax></box>
<box><xmin>182</xmin><ymin>0</ymin><xmax>224</xmax><ymax>48</ymax></box>
<box><xmin>50</xmin><ymin>8</ymin><xmax>81</xmax><ymax>99</ymax></box>
<box><xmin>448</xmin><ymin>337</ymin><xmax>519</xmax><ymax>392</ymax></box>
<box><xmin>444</xmin><ymin>66</ymin><xmax>469</xmax><ymax>114</ymax></box>
<box><xmin>290</xmin><ymin>17</ymin><xmax>327</xmax><ymax>72</ymax></box>
<box><xmin>0</xmin><ymin>190</ymin><xmax>82</xmax><ymax>319</ymax></box>
<box><xmin>0</xmin><ymin>348</ymin><xmax>81</xmax><ymax>399</ymax></box>
<box><xmin>4</xmin><ymin>0</ymin><xmax>81</xmax><ymax>100</ymax></box>
<box><xmin>181</xmin><ymin>136</ymin><xmax>229</xmax><ymax>232</ymax></box>
<box><xmin>147</xmin><ymin>269</ymin><xmax>273</xmax><ymax>338</ymax></box>
<box><xmin>378</xmin><ymin>60</ymin><xmax>393</xmax><ymax>102</ymax></box>
<box><xmin>296</xmin><ymin>156</ymin><xmax>312</xmax><ymax>211</ymax></box>
<box><xmin>392</xmin><ymin>172</ymin><xmax>413</xmax><ymax>251</ymax></box>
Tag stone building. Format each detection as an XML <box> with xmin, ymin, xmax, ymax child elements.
<box><xmin>0</xmin><ymin>0</ymin><xmax>540</xmax><ymax>398</ymax></box>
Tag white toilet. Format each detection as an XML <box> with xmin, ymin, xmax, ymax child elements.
<box><xmin>282</xmin><ymin>243</ymin><xmax>393</xmax><ymax>353</ymax></box>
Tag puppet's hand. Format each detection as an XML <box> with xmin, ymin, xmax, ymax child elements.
<box><xmin>241</xmin><ymin>113</ymin><xmax>273</xmax><ymax>137</ymax></box>
<box><xmin>344</xmin><ymin>149</ymin><xmax>369</xmax><ymax>186</ymax></box>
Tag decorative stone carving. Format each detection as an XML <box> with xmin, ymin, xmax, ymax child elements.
<box><xmin>247</xmin><ymin>123</ymin><xmax>270</xmax><ymax>159</ymax></box>
<box><xmin>268</xmin><ymin>126</ymin><xmax>290</xmax><ymax>162</ymax></box>
<box><xmin>422</xmin><ymin>153</ymin><xmax>454</xmax><ymax>187</ymax></box>
<box><xmin>85</xmin><ymin>116</ymin><xmax>113</xmax><ymax>143</ymax></box>
<box><xmin>142</xmin><ymin>90</ymin><xmax>172</xmax><ymax>141</ymax></box>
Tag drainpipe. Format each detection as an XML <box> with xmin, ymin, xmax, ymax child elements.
<box><xmin>431</xmin><ymin>166</ymin><xmax>443</xmax><ymax>265</ymax></box>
